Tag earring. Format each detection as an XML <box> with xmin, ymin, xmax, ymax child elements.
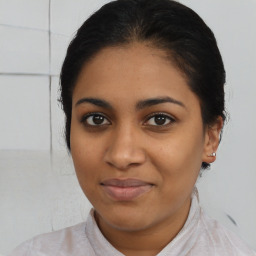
<box><xmin>208</xmin><ymin>152</ymin><xmax>216</xmax><ymax>157</ymax></box>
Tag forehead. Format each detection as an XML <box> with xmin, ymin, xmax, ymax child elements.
<box><xmin>72</xmin><ymin>43</ymin><xmax>197</xmax><ymax>109</ymax></box>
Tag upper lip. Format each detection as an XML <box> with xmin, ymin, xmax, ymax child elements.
<box><xmin>100</xmin><ymin>178</ymin><xmax>153</xmax><ymax>187</ymax></box>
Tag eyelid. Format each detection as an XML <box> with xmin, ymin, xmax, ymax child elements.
<box><xmin>80</xmin><ymin>112</ymin><xmax>111</xmax><ymax>126</ymax></box>
<box><xmin>80</xmin><ymin>111</ymin><xmax>175</xmax><ymax>127</ymax></box>
<box><xmin>144</xmin><ymin>112</ymin><xmax>176</xmax><ymax>126</ymax></box>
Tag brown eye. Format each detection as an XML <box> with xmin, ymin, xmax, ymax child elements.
<box><xmin>146</xmin><ymin>113</ymin><xmax>175</xmax><ymax>126</ymax></box>
<box><xmin>81</xmin><ymin>113</ymin><xmax>110</xmax><ymax>126</ymax></box>
<box><xmin>92</xmin><ymin>115</ymin><xmax>105</xmax><ymax>125</ymax></box>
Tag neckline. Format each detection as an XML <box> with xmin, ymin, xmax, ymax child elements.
<box><xmin>85</xmin><ymin>187</ymin><xmax>201</xmax><ymax>255</ymax></box>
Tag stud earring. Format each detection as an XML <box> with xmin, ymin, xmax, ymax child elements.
<box><xmin>208</xmin><ymin>152</ymin><xmax>216</xmax><ymax>157</ymax></box>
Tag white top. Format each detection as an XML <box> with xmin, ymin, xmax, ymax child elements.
<box><xmin>9</xmin><ymin>190</ymin><xmax>256</xmax><ymax>256</ymax></box>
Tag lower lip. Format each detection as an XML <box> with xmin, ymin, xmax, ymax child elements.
<box><xmin>102</xmin><ymin>185</ymin><xmax>153</xmax><ymax>201</ymax></box>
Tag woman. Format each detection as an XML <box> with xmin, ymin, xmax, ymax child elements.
<box><xmin>9</xmin><ymin>0</ymin><xmax>256</xmax><ymax>255</ymax></box>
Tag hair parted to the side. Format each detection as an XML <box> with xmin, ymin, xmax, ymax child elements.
<box><xmin>60</xmin><ymin>0</ymin><xmax>226</xmax><ymax>169</ymax></box>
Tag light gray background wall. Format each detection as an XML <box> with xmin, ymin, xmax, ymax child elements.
<box><xmin>0</xmin><ymin>0</ymin><xmax>255</xmax><ymax>254</ymax></box>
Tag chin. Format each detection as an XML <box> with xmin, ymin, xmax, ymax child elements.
<box><xmin>97</xmin><ymin>206</ymin><xmax>154</xmax><ymax>232</ymax></box>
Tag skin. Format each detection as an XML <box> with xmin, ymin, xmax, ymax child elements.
<box><xmin>70</xmin><ymin>43</ymin><xmax>223</xmax><ymax>255</ymax></box>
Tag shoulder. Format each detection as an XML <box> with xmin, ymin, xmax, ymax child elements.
<box><xmin>8</xmin><ymin>222</ymin><xmax>94</xmax><ymax>256</ymax></box>
<box><xmin>198</xmin><ymin>209</ymin><xmax>256</xmax><ymax>256</ymax></box>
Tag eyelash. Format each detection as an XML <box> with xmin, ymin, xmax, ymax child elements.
<box><xmin>80</xmin><ymin>112</ymin><xmax>175</xmax><ymax>129</ymax></box>
<box><xmin>145</xmin><ymin>112</ymin><xmax>175</xmax><ymax>127</ymax></box>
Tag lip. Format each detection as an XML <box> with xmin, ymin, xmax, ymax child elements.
<box><xmin>100</xmin><ymin>178</ymin><xmax>154</xmax><ymax>201</ymax></box>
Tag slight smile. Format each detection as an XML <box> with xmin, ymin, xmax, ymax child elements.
<box><xmin>100</xmin><ymin>179</ymin><xmax>154</xmax><ymax>201</ymax></box>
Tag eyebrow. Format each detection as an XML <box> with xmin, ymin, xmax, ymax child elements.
<box><xmin>76</xmin><ymin>97</ymin><xmax>113</xmax><ymax>109</ymax></box>
<box><xmin>75</xmin><ymin>96</ymin><xmax>185</xmax><ymax>110</ymax></box>
<box><xmin>136</xmin><ymin>96</ymin><xmax>185</xmax><ymax>110</ymax></box>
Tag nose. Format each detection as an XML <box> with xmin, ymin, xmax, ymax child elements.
<box><xmin>103</xmin><ymin>125</ymin><xmax>146</xmax><ymax>170</ymax></box>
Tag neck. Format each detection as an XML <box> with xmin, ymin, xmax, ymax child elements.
<box><xmin>95</xmin><ymin>196</ymin><xmax>192</xmax><ymax>256</ymax></box>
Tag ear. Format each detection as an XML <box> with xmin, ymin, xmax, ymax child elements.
<box><xmin>202</xmin><ymin>116</ymin><xmax>224</xmax><ymax>164</ymax></box>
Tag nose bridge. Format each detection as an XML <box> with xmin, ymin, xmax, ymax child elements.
<box><xmin>104</xmin><ymin>122</ymin><xmax>146</xmax><ymax>169</ymax></box>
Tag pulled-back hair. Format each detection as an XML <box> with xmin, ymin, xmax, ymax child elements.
<box><xmin>60</xmin><ymin>0</ymin><xmax>226</xmax><ymax>169</ymax></box>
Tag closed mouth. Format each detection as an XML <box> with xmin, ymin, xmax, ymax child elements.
<box><xmin>100</xmin><ymin>178</ymin><xmax>154</xmax><ymax>201</ymax></box>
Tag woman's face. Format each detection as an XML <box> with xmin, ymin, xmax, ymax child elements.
<box><xmin>70</xmin><ymin>43</ymin><xmax>215</xmax><ymax>232</ymax></box>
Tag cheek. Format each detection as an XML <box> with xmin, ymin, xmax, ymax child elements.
<box><xmin>72</xmin><ymin>146</ymin><xmax>98</xmax><ymax>177</ymax></box>
<box><xmin>151</xmin><ymin>139</ymin><xmax>201</xmax><ymax>210</ymax></box>
<box><xmin>72</xmin><ymin>148</ymin><xmax>100</xmax><ymax>203</ymax></box>
<box><xmin>151</xmin><ymin>127</ymin><xmax>204</xmax><ymax>182</ymax></box>
<box><xmin>70</xmin><ymin>128</ymin><xmax>101</xmax><ymax>189</ymax></box>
